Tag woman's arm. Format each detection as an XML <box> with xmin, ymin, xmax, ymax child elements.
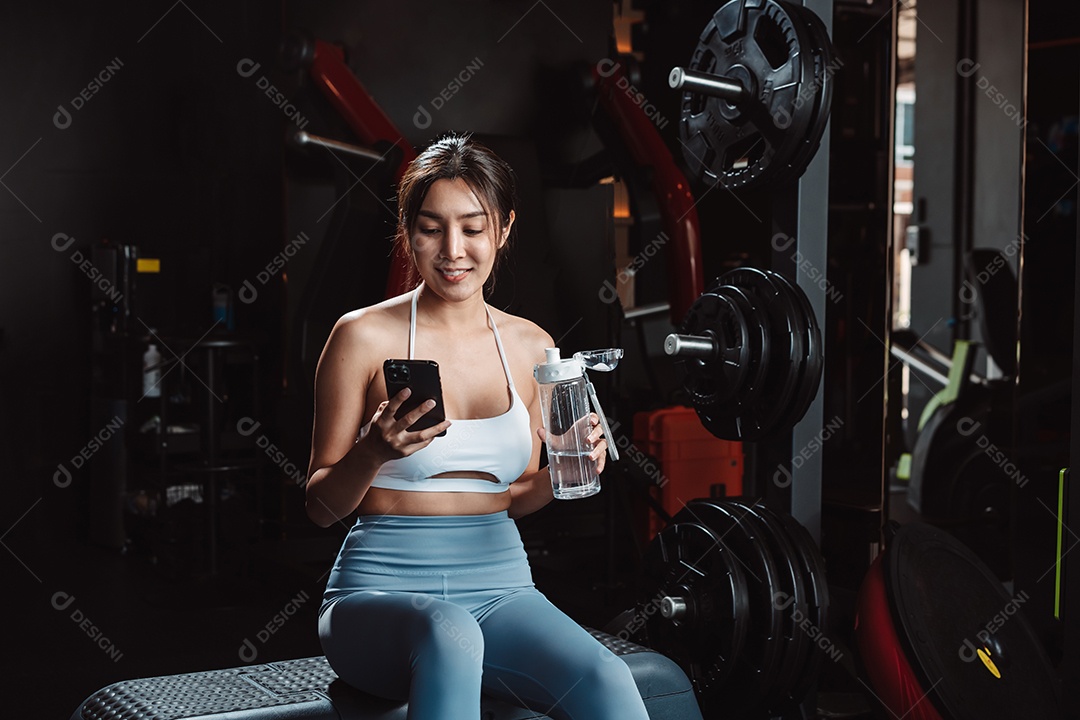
<box><xmin>507</xmin><ymin>466</ymin><xmax>554</xmax><ymax>520</ymax></box>
<box><xmin>508</xmin><ymin>416</ymin><xmax>609</xmax><ymax>519</ymax></box>
<box><xmin>305</xmin><ymin>312</ymin><xmax>450</xmax><ymax>527</ymax></box>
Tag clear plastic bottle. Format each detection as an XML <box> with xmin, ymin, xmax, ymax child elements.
<box><xmin>142</xmin><ymin>343</ymin><xmax>162</xmax><ymax>398</ymax></box>
<box><xmin>534</xmin><ymin>348</ymin><xmax>600</xmax><ymax>499</ymax></box>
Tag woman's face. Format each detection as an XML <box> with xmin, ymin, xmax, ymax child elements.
<box><xmin>410</xmin><ymin>178</ymin><xmax>513</xmax><ymax>301</ymax></box>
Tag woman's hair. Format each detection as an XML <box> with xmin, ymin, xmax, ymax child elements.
<box><xmin>394</xmin><ymin>134</ymin><xmax>518</xmax><ymax>290</ymax></box>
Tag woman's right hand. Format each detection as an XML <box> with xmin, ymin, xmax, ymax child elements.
<box><xmin>358</xmin><ymin>388</ymin><xmax>452</xmax><ymax>465</ymax></box>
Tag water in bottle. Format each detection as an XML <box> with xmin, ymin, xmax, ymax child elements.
<box><xmin>534</xmin><ymin>348</ymin><xmax>600</xmax><ymax>499</ymax></box>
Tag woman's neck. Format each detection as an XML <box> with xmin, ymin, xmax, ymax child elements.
<box><xmin>414</xmin><ymin>283</ymin><xmax>489</xmax><ymax>330</ymax></box>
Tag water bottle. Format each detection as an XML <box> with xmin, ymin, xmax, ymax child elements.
<box><xmin>143</xmin><ymin>343</ymin><xmax>162</xmax><ymax>398</ymax></box>
<box><xmin>535</xmin><ymin>348</ymin><xmax>598</xmax><ymax>499</ymax></box>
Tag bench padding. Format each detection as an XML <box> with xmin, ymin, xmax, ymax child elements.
<box><xmin>72</xmin><ymin>629</ymin><xmax>704</xmax><ymax>720</ymax></box>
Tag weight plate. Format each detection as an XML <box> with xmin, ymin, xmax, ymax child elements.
<box><xmin>946</xmin><ymin>445</ymin><xmax>1011</xmax><ymax>580</ymax></box>
<box><xmin>676</xmin><ymin>500</ymin><xmax>786</xmax><ymax>714</ymax></box>
<box><xmin>771</xmin><ymin>1</ymin><xmax>836</xmax><ymax>187</ymax></box>
<box><xmin>731</xmin><ymin>267</ymin><xmax>806</xmax><ymax>434</ymax></box>
<box><xmin>678</xmin><ymin>0</ymin><xmax>818</xmax><ymax>190</ymax></box>
<box><xmin>771</xmin><ymin>510</ymin><xmax>831</xmax><ymax>704</ymax></box>
<box><xmin>696</xmin><ymin>268</ymin><xmax>805</xmax><ymax>440</ymax></box>
<box><xmin>770</xmin><ymin>271</ymin><xmax>824</xmax><ymax>432</ymax></box>
<box><xmin>711</xmin><ymin>284</ymin><xmax>771</xmax><ymax>407</ymax></box>
<box><xmin>642</xmin><ymin>521</ymin><xmax>751</xmax><ymax>697</ymax></box>
<box><xmin>676</xmin><ymin>291</ymin><xmax>752</xmax><ymax>407</ymax></box>
<box><xmin>730</xmin><ymin>500</ymin><xmax>810</xmax><ymax>707</ymax></box>
<box><xmin>882</xmin><ymin>523</ymin><xmax>1061</xmax><ymax>719</ymax></box>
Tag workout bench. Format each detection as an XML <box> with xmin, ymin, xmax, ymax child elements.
<box><xmin>70</xmin><ymin>628</ymin><xmax>704</xmax><ymax>720</ymax></box>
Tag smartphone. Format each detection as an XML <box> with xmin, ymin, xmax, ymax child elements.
<box><xmin>383</xmin><ymin>359</ymin><xmax>447</xmax><ymax>436</ymax></box>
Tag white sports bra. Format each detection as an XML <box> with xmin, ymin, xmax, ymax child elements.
<box><xmin>366</xmin><ymin>286</ymin><xmax>534</xmax><ymax>493</ymax></box>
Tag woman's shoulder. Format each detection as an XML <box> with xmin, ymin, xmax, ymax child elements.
<box><xmin>489</xmin><ymin>308</ymin><xmax>554</xmax><ymax>356</ymax></box>
<box><xmin>329</xmin><ymin>293</ymin><xmax>412</xmax><ymax>348</ymax></box>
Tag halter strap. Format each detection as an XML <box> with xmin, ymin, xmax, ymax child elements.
<box><xmin>409</xmin><ymin>284</ymin><xmax>515</xmax><ymax>390</ymax></box>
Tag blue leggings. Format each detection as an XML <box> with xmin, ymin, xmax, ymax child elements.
<box><xmin>319</xmin><ymin>511</ymin><xmax>650</xmax><ymax>720</ymax></box>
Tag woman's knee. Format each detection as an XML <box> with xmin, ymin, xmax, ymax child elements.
<box><xmin>318</xmin><ymin>593</ymin><xmax>485</xmax><ymax>694</ymax></box>
<box><xmin>408</xmin><ymin>596</ymin><xmax>485</xmax><ymax>662</ymax></box>
<box><xmin>580</xmin><ymin>654</ymin><xmax>639</xmax><ymax>696</ymax></box>
<box><xmin>320</xmin><ymin>593</ymin><xmax>483</xmax><ymax>655</ymax></box>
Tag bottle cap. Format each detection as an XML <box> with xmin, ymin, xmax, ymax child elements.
<box><xmin>534</xmin><ymin>346</ymin><xmax>583</xmax><ymax>384</ymax></box>
<box><xmin>573</xmin><ymin>348</ymin><xmax>624</xmax><ymax>372</ymax></box>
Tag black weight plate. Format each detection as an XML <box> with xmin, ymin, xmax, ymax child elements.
<box><xmin>711</xmin><ymin>284</ymin><xmax>770</xmax><ymax>406</ymax></box>
<box><xmin>771</xmin><ymin>510</ymin><xmax>831</xmax><ymax>704</ymax></box>
<box><xmin>642</xmin><ymin>522</ymin><xmax>751</xmax><ymax>696</ymax></box>
<box><xmin>736</xmin><ymin>268</ymin><xmax>806</xmax><ymax>432</ymax></box>
<box><xmin>884</xmin><ymin>523</ymin><xmax>1062</xmax><ymax>719</ymax></box>
<box><xmin>773</xmin><ymin>270</ymin><xmax>823</xmax><ymax>430</ymax></box>
<box><xmin>676</xmin><ymin>500</ymin><xmax>786</xmax><ymax>714</ymax></box>
<box><xmin>677</xmin><ymin>291</ymin><xmax>752</xmax><ymax>407</ymax></box>
<box><xmin>678</xmin><ymin>0</ymin><xmax>817</xmax><ymax>190</ymax></box>
<box><xmin>701</xmin><ymin>275</ymin><xmax>774</xmax><ymax>405</ymax></box>
<box><xmin>770</xmin><ymin>271</ymin><xmax>824</xmax><ymax>431</ymax></box>
<box><xmin>703</xmin><ymin>273</ymin><xmax>726</xmax><ymax>293</ymax></box>
<box><xmin>697</xmin><ymin>268</ymin><xmax>804</xmax><ymax>440</ymax></box>
<box><xmin>730</xmin><ymin>500</ymin><xmax>810</xmax><ymax>707</ymax></box>
<box><xmin>763</xmin><ymin>0</ymin><xmax>825</xmax><ymax>188</ymax></box>
<box><xmin>771</xmin><ymin>2</ymin><xmax>836</xmax><ymax>187</ymax></box>
<box><xmin>783</xmin><ymin>2</ymin><xmax>837</xmax><ymax>186</ymax></box>
<box><xmin>748</xmin><ymin>0</ymin><xmax>818</xmax><ymax>189</ymax></box>
<box><xmin>946</xmin><ymin>447</ymin><xmax>1011</xmax><ymax>580</ymax></box>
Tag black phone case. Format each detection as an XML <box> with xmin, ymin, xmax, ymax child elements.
<box><xmin>383</xmin><ymin>359</ymin><xmax>447</xmax><ymax>436</ymax></box>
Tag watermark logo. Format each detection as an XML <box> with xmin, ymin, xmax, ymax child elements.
<box><xmin>956</xmin><ymin>59</ymin><xmax>1027</xmax><ymax>129</ymax></box>
<box><xmin>596</xmin><ymin>59</ymin><xmax>669</xmax><ymax>131</ymax></box>
<box><xmin>237</xmin><ymin>417</ymin><xmax>308</xmax><ymax>485</ymax></box>
<box><xmin>51</xmin><ymin>233</ymin><xmax>124</xmax><ymax>303</ymax></box>
<box><xmin>53</xmin><ymin>57</ymin><xmax>124</xmax><ymax>130</ymax></box>
<box><xmin>773</xmin><ymin>56</ymin><xmax>844</xmax><ymax>130</ymax></box>
<box><xmin>409</xmin><ymin>594</ymin><xmax>484</xmax><ymax>662</ymax></box>
<box><xmin>771</xmin><ymin>233</ymin><xmax>843</xmax><ymax>304</ymax></box>
<box><xmin>238</xmin><ymin>231</ymin><xmax>309</xmax><ymax>304</ymax></box>
<box><xmin>238</xmin><ymin>590</ymin><xmax>310</xmax><ymax>662</ymax></box>
<box><xmin>409</xmin><ymin>420</ymin><xmax>480</xmax><ymax>482</ymax></box>
<box><xmin>54</xmin><ymin>414</ymin><xmax>125</xmax><ymax>488</ymax></box>
<box><xmin>606</xmin><ymin>420</ymin><xmax>669</xmax><ymax>489</ymax></box>
<box><xmin>597</xmin><ymin>591</ymin><xmax>669</xmax><ymax>663</ymax></box>
<box><xmin>52</xmin><ymin>591</ymin><xmax>124</xmax><ymax>662</ymax></box>
<box><xmin>955</xmin><ymin>417</ymin><xmax>1028</xmax><ymax>488</ymax></box>
<box><xmin>959</xmin><ymin>234</ymin><xmax>1022</xmax><ymax>304</ymax></box>
<box><xmin>237</xmin><ymin>58</ymin><xmax>309</xmax><ymax>129</ymax></box>
<box><xmin>958</xmin><ymin>590</ymin><xmax>1030</xmax><ymax>675</ymax></box>
<box><xmin>773</xmin><ymin>591</ymin><xmax>842</xmax><ymax>662</ymax></box>
<box><xmin>413</xmin><ymin>57</ymin><xmax>485</xmax><ymax>129</ymax></box>
<box><xmin>774</xmin><ymin>416</ymin><xmax>843</xmax><ymax>487</ymax></box>
<box><xmin>598</xmin><ymin>231</ymin><xmax>670</xmax><ymax>304</ymax></box>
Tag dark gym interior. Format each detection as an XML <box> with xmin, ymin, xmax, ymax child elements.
<box><xmin>3</xmin><ymin>0</ymin><xmax>1079</xmax><ymax>718</ymax></box>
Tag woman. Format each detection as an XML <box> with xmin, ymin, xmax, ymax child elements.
<box><xmin>306</xmin><ymin>134</ymin><xmax>650</xmax><ymax>720</ymax></box>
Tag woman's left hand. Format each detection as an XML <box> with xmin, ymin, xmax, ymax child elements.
<box><xmin>586</xmin><ymin>412</ymin><xmax>609</xmax><ymax>474</ymax></box>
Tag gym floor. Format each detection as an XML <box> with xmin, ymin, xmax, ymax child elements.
<box><xmin>12</xmin><ymin>510</ymin><xmax>319</xmax><ymax>717</ymax></box>
<box><xmin>12</xmin><ymin>490</ymin><xmax>637</xmax><ymax>719</ymax></box>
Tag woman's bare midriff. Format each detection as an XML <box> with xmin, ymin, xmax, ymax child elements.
<box><xmin>356</xmin><ymin>485</ymin><xmax>513</xmax><ymax>516</ymax></box>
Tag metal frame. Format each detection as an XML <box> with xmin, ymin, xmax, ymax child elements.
<box><xmin>775</xmin><ymin>0</ymin><xmax>835</xmax><ymax>542</ymax></box>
